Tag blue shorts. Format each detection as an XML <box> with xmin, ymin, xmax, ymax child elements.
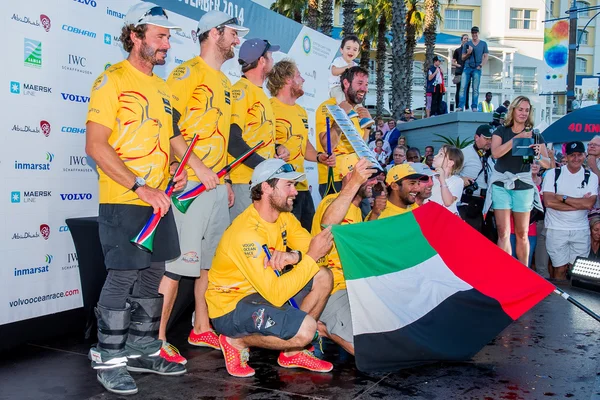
<box><xmin>491</xmin><ymin>186</ymin><xmax>534</xmax><ymax>213</ymax></box>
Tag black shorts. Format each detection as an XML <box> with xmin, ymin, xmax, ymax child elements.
<box><xmin>292</xmin><ymin>190</ymin><xmax>316</xmax><ymax>231</ymax></box>
<box><xmin>212</xmin><ymin>280</ymin><xmax>312</xmax><ymax>340</ymax></box>
<box><xmin>98</xmin><ymin>204</ymin><xmax>180</xmax><ymax>270</ymax></box>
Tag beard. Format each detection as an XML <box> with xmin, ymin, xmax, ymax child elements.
<box><xmin>269</xmin><ymin>193</ymin><xmax>294</xmax><ymax>213</ymax></box>
<box><xmin>139</xmin><ymin>41</ymin><xmax>166</xmax><ymax>66</ymax></box>
<box><xmin>346</xmin><ymin>85</ymin><xmax>364</xmax><ymax>105</ymax></box>
<box><xmin>291</xmin><ymin>83</ymin><xmax>304</xmax><ymax>99</ymax></box>
<box><xmin>217</xmin><ymin>35</ymin><xmax>234</xmax><ymax>61</ymax></box>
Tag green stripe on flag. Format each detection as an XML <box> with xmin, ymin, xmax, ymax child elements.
<box><xmin>331</xmin><ymin>212</ymin><xmax>437</xmax><ymax>280</ymax></box>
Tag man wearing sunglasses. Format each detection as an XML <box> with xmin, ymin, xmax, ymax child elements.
<box><xmin>85</xmin><ymin>2</ymin><xmax>186</xmax><ymax>395</ymax></box>
<box><xmin>228</xmin><ymin>38</ymin><xmax>288</xmax><ymax>221</ymax></box>
<box><xmin>206</xmin><ymin>159</ymin><xmax>335</xmax><ymax>377</ymax></box>
<box><xmin>159</xmin><ymin>11</ymin><xmax>249</xmax><ymax>365</ymax></box>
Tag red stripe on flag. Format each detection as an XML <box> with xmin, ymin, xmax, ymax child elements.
<box><xmin>413</xmin><ymin>202</ymin><xmax>554</xmax><ymax>320</ymax></box>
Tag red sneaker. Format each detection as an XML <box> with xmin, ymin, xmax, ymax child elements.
<box><xmin>218</xmin><ymin>334</ymin><xmax>255</xmax><ymax>378</ymax></box>
<box><xmin>188</xmin><ymin>329</ymin><xmax>220</xmax><ymax>350</ymax></box>
<box><xmin>159</xmin><ymin>341</ymin><xmax>187</xmax><ymax>365</ymax></box>
<box><xmin>277</xmin><ymin>350</ymin><xmax>333</xmax><ymax>372</ymax></box>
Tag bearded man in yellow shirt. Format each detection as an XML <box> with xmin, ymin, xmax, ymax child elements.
<box><xmin>206</xmin><ymin>159</ymin><xmax>335</xmax><ymax>378</ymax></box>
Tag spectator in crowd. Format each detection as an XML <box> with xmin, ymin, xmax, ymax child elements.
<box><xmin>426</xmin><ymin>56</ymin><xmax>445</xmax><ymax>118</ymax></box>
<box><xmin>377</xmin><ymin>117</ymin><xmax>390</xmax><ymax>135</ymax></box>
<box><xmin>430</xmin><ymin>145</ymin><xmax>464</xmax><ymax>215</ymax></box>
<box><xmin>369</xmin><ymin>130</ymin><xmax>392</xmax><ymax>157</ymax></box>
<box><xmin>586</xmin><ymin>135</ymin><xmax>600</xmax><ymax>208</ymax></box>
<box><xmin>491</xmin><ymin>110</ymin><xmax>506</xmax><ymax>127</ymax></box>
<box><xmin>387</xmin><ymin>145</ymin><xmax>407</xmax><ymax>171</ymax></box>
<box><xmin>458</xmin><ymin>124</ymin><xmax>494</xmax><ymax>232</ymax></box>
<box><xmin>269</xmin><ymin>59</ymin><xmax>335</xmax><ymax>231</ymax></box>
<box><xmin>228</xmin><ymin>38</ymin><xmax>286</xmax><ymax>220</ymax></box>
<box><xmin>423</xmin><ymin>146</ymin><xmax>434</xmax><ymax>162</ymax></box>
<box><xmin>206</xmin><ymin>159</ymin><xmax>335</xmax><ymax>377</ymax></box>
<box><xmin>439</xmin><ymin>100</ymin><xmax>448</xmax><ymax>115</ymax></box>
<box><xmin>509</xmin><ymin>161</ymin><xmax>543</xmax><ymax>268</ymax></box>
<box><xmin>588</xmin><ymin>213</ymin><xmax>600</xmax><ymax>261</ymax></box>
<box><xmin>542</xmin><ymin>141</ymin><xmax>598</xmax><ymax>283</ymax></box>
<box><xmin>383</xmin><ymin>119</ymin><xmax>397</xmax><ymax>142</ymax></box>
<box><xmin>495</xmin><ymin>100</ymin><xmax>510</xmax><ymax>116</ymax></box>
<box><xmin>413</xmin><ymin>162</ymin><xmax>436</xmax><ymax>206</ymax></box>
<box><xmin>488</xmin><ymin>96</ymin><xmax>550</xmax><ymax>266</ymax></box>
<box><xmin>406</xmin><ymin>147</ymin><xmax>421</xmax><ymax>163</ymax></box>
<box><xmin>373</xmin><ymin>139</ymin><xmax>389</xmax><ymax>165</ymax></box>
<box><xmin>457</xmin><ymin>26</ymin><xmax>489</xmax><ymax>112</ymax></box>
<box><xmin>452</xmin><ymin>34</ymin><xmax>470</xmax><ymax>111</ymax></box>
<box><xmin>425</xmin><ymin>154</ymin><xmax>434</xmax><ymax>169</ymax></box>
<box><xmin>399</xmin><ymin>108</ymin><xmax>416</xmax><ymax>123</ymax></box>
<box><xmin>478</xmin><ymin>92</ymin><xmax>494</xmax><ymax>113</ymax></box>
<box><xmin>398</xmin><ymin>136</ymin><xmax>408</xmax><ymax>148</ymax></box>
<box><xmin>387</xmin><ymin>122</ymin><xmax>403</xmax><ymax>150</ymax></box>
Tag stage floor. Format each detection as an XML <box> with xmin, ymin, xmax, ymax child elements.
<box><xmin>1</xmin><ymin>285</ymin><xmax>599</xmax><ymax>400</ymax></box>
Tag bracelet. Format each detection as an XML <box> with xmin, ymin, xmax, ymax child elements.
<box><xmin>441</xmin><ymin>184</ymin><xmax>449</xmax><ymax>188</ymax></box>
<box><xmin>291</xmin><ymin>250</ymin><xmax>302</xmax><ymax>264</ymax></box>
<box><xmin>224</xmin><ymin>178</ymin><xmax>233</xmax><ymax>185</ymax></box>
<box><xmin>316</xmin><ymin>152</ymin><xmax>326</xmax><ymax>163</ymax></box>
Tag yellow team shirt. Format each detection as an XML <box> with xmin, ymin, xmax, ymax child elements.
<box><xmin>311</xmin><ymin>193</ymin><xmax>363</xmax><ymax>294</ymax></box>
<box><xmin>315</xmin><ymin>98</ymin><xmax>363</xmax><ymax>184</ymax></box>
<box><xmin>229</xmin><ymin>77</ymin><xmax>276</xmax><ymax>184</ymax></box>
<box><xmin>87</xmin><ymin>60</ymin><xmax>172</xmax><ymax>206</ymax></box>
<box><xmin>206</xmin><ymin>205</ymin><xmax>319</xmax><ymax>319</ymax></box>
<box><xmin>377</xmin><ymin>201</ymin><xmax>419</xmax><ymax>219</ymax></box>
<box><xmin>167</xmin><ymin>56</ymin><xmax>232</xmax><ymax>183</ymax></box>
<box><xmin>271</xmin><ymin>97</ymin><xmax>309</xmax><ymax>191</ymax></box>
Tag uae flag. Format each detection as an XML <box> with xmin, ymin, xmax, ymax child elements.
<box><xmin>331</xmin><ymin>202</ymin><xmax>554</xmax><ymax>372</ymax></box>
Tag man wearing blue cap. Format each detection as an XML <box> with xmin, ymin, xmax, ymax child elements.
<box><xmin>228</xmin><ymin>38</ymin><xmax>289</xmax><ymax>221</ymax></box>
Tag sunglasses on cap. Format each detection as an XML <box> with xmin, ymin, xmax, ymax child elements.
<box><xmin>267</xmin><ymin>163</ymin><xmax>296</xmax><ymax>180</ymax></box>
<box><xmin>138</xmin><ymin>6</ymin><xmax>167</xmax><ymax>23</ymax></box>
<box><xmin>217</xmin><ymin>17</ymin><xmax>240</xmax><ymax>29</ymax></box>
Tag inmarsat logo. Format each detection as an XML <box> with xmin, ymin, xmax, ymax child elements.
<box><xmin>14</xmin><ymin>153</ymin><xmax>53</xmax><ymax>171</ymax></box>
<box><xmin>14</xmin><ymin>254</ymin><xmax>52</xmax><ymax>277</ymax></box>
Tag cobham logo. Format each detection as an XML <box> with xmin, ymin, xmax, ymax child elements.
<box><xmin>40</xmin><ymin>14</ymin><xmax>51</xmax><ymax>32</ymax></box>
<box><xmin>40</xmin><ymin>224</ymin><xmax>50</xmax><ymax>240</ymax></box>
<box><xmin>40</xmin><ymin>120</ymin><xmax>50</xmax><ymax>137</ymax></box>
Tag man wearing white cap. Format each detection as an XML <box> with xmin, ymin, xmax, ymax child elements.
<box><xmin>206</xmin><ymin>159</ymin><xmax>335</xmax><ymax>377</ymax></box>
<box><xmin>228</xmin><ymin>38</ymin><xmax>289</xmax><ymax>221</ymax></box>
<box><xmin>158</xmin><ymin>10</ymin><xmax>249</xmax><ymax>365</ymax></box>
<box><xmin>85</xmin><ymin>2</ymin><xmax>186</xmax><ymax>395</ymax></box>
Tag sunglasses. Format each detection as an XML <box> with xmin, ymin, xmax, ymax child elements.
<box><xmin>217</xmin><ymin>17</ymin><xmax>240</xmax><ymax>29</ymax></box>
<box><xmin>139</xmin><ymin>6</ymin><xmax>167</xmax><ymax>23</ymax></box>
<box><xmin>266</xmin><ymin>163</ymin><xmax>296</xmax><ymax>181</ymax></box>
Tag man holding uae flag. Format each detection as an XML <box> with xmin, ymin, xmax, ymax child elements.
<box><xmin>326</xmin><ymin>158</ymin><xmax>555</xmax><ymax>372</ymax></box>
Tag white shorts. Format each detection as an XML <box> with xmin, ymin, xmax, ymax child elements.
<box><xmin>546</xmin><ymin>228</ymin><xmax>590</xmax><ymax>267</ymax></box>
<box><xmin>320</xmin><ymin>289</ymin><xmax>353</xmax><ymax>346</ymax></box>
<box><xmin>329</xmin><ymin>85</ymin><xmax>346</xmax><ymax>105</ymax></box>
<box><xmin>166</xmin><ymin>183</ymin><xmax>230</xmax><ymax>277</ymax></box>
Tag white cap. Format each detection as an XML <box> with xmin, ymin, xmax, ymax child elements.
<box><xmin>196</xmin><ymin>10</ymin><xmax>249</xmax><ymax>38</ymax></box>
<box><xmin>125</xmin><ymin>2</ymin><xmax>181</xmax><ymax>30</ymax></box>
<box><xmin>250</xmin><ymin>159</ymin><xmax>305</xmax><ymax>189</ymax></box>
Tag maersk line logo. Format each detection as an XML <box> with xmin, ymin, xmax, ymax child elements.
<box><xmin>24</xmin><ymin>38</ymin><xmax>42</xmax><ymax>68</ymax></box>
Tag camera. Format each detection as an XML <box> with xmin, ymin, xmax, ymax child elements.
<box><xmin>464</xmin><ymin>181</ymin><xmax>479</xmax><ymax>196</ymax></box>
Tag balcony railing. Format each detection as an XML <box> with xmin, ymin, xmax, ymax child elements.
<box><xmin>552</xmin><ymin>104</ymin><xmax>567</xmax><ymax>116</ymax></box>
<box><xmin>513</xmin><ymin>79</ymin><xmax>538</xmax><ymax>94</ymax></box>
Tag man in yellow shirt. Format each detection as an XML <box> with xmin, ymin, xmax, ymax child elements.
<box><xmin>369</xmin><ymin>163</ymin><xmax>429</xmax><ymax>220</ymax></box>
<box><xmin>228</xmin><ymin>39</ymin><xmax>289</xmax><ymax>220</ymax></box>
<box><xmin>315</xmin><ymin>66</ymin><xmax>373</xmax><ymax>196</ymax></box>
<box><xmin>159</xmin><ymin>10</ymin><xmax>249</xmax><ymax>364</ymax></box>
<box><xmin>268</xmin><ymin>59</ymin><xmax>335</xmax><ymax>230</ymax></box>
<box><xmin>206</xmin><ymin>159</ymin><xmax>335</xmax><ymax>378</ymax></box>
<box><xmin>85</xmin><ymin>3</ymin><xmax>186</xmax><ymax>394</ymax></box>
<box><xmin>312</xmin><ymin>157</ymin><xmax>378</xmax><ymax>355</ymax></box>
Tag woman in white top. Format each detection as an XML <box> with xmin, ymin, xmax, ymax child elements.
<box><xmin>430</xmin><ymin>145</ymin><xmax>465</xmax><ymax>215</ymax></box>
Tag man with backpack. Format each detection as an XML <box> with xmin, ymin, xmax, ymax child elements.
<box><xmin>542</xmin><ymin>141</ymin><xmax>598</xmax><ymax>283</ymax></box>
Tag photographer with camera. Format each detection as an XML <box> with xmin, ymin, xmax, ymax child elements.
<box><xmin>485</xmin><ymin>96</ymin><xmax>551</xmax><ymax>266</ymax></box>
<box><xmin>458</xmin><ymin>125</ymin><xmax>495</xmax><ymax>233</ymax></box>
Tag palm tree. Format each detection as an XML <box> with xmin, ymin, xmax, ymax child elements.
<box><xmin>270</xmin><ymin>0</ymin><xmax>304</xmax><ymax>23</ymax></box>
<box><xmin>307</xmin><ymin>0</ymin><xmax>320</xmax><ymax>30</ymax></box>
<box><xmin>399</xmin><ymin>0</ymin><xmax>424</xmax><ymax>111</ymax></box>
<box><xmin>321</xmin><ymin>0</ymin><xmax>334</xmax><ymax>36</ymax></box>
<box><xmin>375</xmin><ymin>2</ymin><xmax>392</xmax><ymax>118</ymax></box>
<box><xmin>355</xmin><ymin>1</ymin><xmax>378</xmax><ymax>70</ymax></box>
<box><xmin>342</xmin><ymin>0</ymin><xmax>357</xmax><ymax>36</ymax></box>
<box><xmin>390</xmin><ymin>0</ymin><xmax>407</xmax><ymax>120</ymax></box>
<box><xmin>422</xmin><ymin>0</ymin><xmax>439</xmax><ymax>78</ymax></box>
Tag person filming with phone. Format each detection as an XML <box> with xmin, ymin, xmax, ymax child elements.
<box><xmin>485</xmin><ymin>96</ymin><xmax>551</xmax><ymax>266</ymax></box>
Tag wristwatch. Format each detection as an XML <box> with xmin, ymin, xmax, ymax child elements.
<box><xmin>131</xmin><ymin>176</ymin><xmax>146</xmax><ymax>192</ymax></box>
<box><xmin>290</xmin><ymin>250</ymin><xmax>302</xmax><ymax>265</ymax></box>
<box><xmin>562</xmin><ymin>195</ymin><xmax>568</xmax><ymax>203</ymax></box>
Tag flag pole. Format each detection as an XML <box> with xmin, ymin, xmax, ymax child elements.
<box><xmin>553</xmin><ymin>287</ymin><xmax>600</xmax><ymax>322</ymax></box>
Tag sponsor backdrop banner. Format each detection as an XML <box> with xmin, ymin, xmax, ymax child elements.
<box><xmin>1</xmin><ymin>0</ymin><xmax>338</xmax><ymax>325</ymax></box>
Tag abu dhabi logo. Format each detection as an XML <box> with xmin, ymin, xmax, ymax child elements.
<box><xmin>302</xmin><ymin>35</ymin><xmax>311</xmax><ymax>54</ymax></box>
<box><xmin>11</xmin><ymin>120</ymin><xmax>50</xmax><ymax>137</ymax></box>
<box><xmin>40</xmin><ymin>121</ymin><xmax>51</xmax><ymax>137</ymax></box>
<box><xmin>24</xmin><ymin>38</ymin><xmax>42</xmax><ymax>68</ymax></box>
<box><xmin>11</xmin><ymin>14</ymin><xmax>51</xmax><ymax>32</ymax></box>
<box><xmin>40</xmin><ymin>224</ymin><xmax>50</xmax><ymax>240</ymax></box>
<box><xmin>191</xmin><ymin>30</ymin><xmax>198</xmax><ymax>43</ymax></box>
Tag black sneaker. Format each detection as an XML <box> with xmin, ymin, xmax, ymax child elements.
<box><xmin>96</xmin><ymin>366</ymin><xmax>138</xmax><ymax>395</ymax></box>
<box><xmin>127</xmin><ymin>353</ymin><xmax>186</xmax><ymax>376</ymax></box>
